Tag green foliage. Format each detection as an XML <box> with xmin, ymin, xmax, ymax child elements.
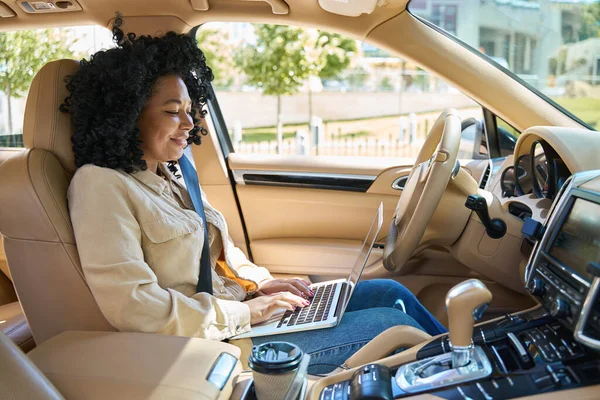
<box><xmin>379</xmin><ymin>76</ymin><xmax>394</xmax><ymax>91</ymax></box>
<box><xmin>234</xmin><ymin>24</ymin><xmax>310</xmax><ymax>96</ymax></box>
<box><xmin>0</xmin><ymin>28</ymin><xmax>75</xmax><ymax>133</ymax></box>
<box><xmin>0</xmin><ymin>29</ymin><xmax>75</xmax><ymax>98</ymax></box>
<box><xmin>196</xmin><ymin>29</ymin><xmax>234</xmax><ymax>88</ymax></box>
<box><xmin>313</xmin><ymin>32</ymin><xmax>357</xmax><ymax>80</ymax></box>
<box><xmin>239</xmin><ymin>130</ymin><xmax>296</xmax><ymax>143</ymax></box>
<box><xmin>233</xmin><ymin>25</ymin><xmax>357</xmax><ymax>95</ymax></box>
<box><xmin>578</xmin><ymin>2</ymin><xmax>600</xmax><ymax>40</ymax></box>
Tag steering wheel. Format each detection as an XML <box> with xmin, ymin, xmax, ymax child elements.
<box><xmin>383</xmin><ymin>109</ymin><xmax>462</xmax><ymax>272</ymax></box>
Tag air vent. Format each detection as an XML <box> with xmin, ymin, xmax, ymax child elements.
<box><xmin>479</xmin><ymin>164</ymin><xmax>491</xmax><ymax>189</ymax></box>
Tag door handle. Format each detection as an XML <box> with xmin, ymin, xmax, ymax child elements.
<box><xmin>392</xmin><ymin>176</ymin><xmax>408</xmax><ymax>191</ymax></box>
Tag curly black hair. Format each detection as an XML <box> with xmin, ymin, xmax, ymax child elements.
<box><xmin>60</xmin><ymin>17</ymin><xmax>214</xmax><ymax>173</ymax></box>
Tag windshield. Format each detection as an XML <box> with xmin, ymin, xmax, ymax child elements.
<box><xmin>408</xmin><ymin>0</ymin><xmax>600</xmax><ymax>131</ymax></box>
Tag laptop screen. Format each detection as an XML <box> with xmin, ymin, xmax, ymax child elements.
<box><xmin>338</xmin><ymin>202</ymin><xmax>384</xmax><ymax>318</ymax></box>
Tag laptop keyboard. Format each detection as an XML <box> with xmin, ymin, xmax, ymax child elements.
<box><xmin>276</xmin><ymin>283</ymin><xmax>336</xmax><ymax>328</ymax></box>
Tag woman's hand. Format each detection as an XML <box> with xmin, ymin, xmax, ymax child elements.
<box><xmin>257</xmin><ymin>278</ymin><xmax>314</xmax><ymax>298</ymax></box>
<box><xmin>244</xmin><ymin>292</ymin><xmax>309</xmax><ymax>325</ymax></box>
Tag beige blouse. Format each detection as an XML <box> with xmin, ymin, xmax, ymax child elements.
<box><xmin>67</xmin><ymin>163</ymin><xmax>273</xmax><ymax>341</ymax></box>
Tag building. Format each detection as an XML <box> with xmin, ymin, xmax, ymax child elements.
<box><xmin>393</xmin><ymin>0</ymin><xmax>591</xmax><ymax>89</ymax></box>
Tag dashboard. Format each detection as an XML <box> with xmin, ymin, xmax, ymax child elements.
<box><xmin>486</xmin><ymin>126</ymin><xmax>600</xmax><ymax>230</ymax></box>
<box><xmin>313</xmin><ymin>127</ymin><xmax>600</xmax><ymax>400</ymax></box>
<box><xmin>493</xmin><ymin>126</ymin><xmax>600</xmax><ymax>343</ymax></box>
<box><xmin>501</xmin><ymin>139</ymin><xmax>571</xmax><ymax>201</ymax></box>
<box><xmin>316</xmin><ymin>167</ymin><xmax>600</xmax><ymax>400</ymax></box>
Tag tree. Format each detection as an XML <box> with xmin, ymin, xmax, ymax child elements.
<box><xmin>196</xmin><ymin>29</ymin><xmax>235</xmax><ymax>89</ymax></box>
<box><xmin>0</xmin><ymin>29</ymin><xmax>75</xmax><ymax>134</ymax></box>
<box><xmin>234</xmin><ymin>25</ymin><xmax>310</xmax><ymax>152</ymax></box>
<box><xmin>578</xmin><ymin>2</ymin><xmax>600</xmax><ymax>41</ymax></box>
<box><xmin>314</xmin><ymin>32</ymin><xmax>357</xmax><ymax>80</ymax></box>
<box><xmin>305</xmin><ymin>32</ymin><xmax>357</xmax><ymax>127</ymax></box>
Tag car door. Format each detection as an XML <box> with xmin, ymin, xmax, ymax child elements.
<box><xmin>191</xmin><ymin>22</ymin><xmax>531</xmax><ymax>324</ymax></box>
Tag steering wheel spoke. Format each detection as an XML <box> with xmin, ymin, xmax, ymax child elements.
<box><xmin>383</xmin><ymin>109</ymin><xmax>462</xmax><ymax>272</ymax></box>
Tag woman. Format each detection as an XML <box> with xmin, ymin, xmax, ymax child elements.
<box><xmin>64</xmin><ymin>21</ymin><xmax>446</xmax><ymax>373</ymax></box>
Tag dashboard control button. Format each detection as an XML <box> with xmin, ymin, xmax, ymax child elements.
<box><xmin>528</xmin><ymin>329</ymin><xmax>545</xmax><ymax>343</ymax></box>
<box><xmin>533</xmin><ymin>373</ymin><xmax>555</xmax><ymax>390</ymax></box>
<box><xmin>550</xmin><ymin>298</ymin><xmax>569</xmax><ymax>318</ymax></box>
<box><xmin>528</xmin><ymin>278</ymin><xmax>546</xmax><ymax>296</ymax></box>
<box><xmin>538</xmin><ymin>325</ymin><xmax>556</xmax><ymax>339</ymax></box>
<box><xmin>538</xmin><ymin>342</ymin><xmax>560</xmax><ymax>363</ymax></box>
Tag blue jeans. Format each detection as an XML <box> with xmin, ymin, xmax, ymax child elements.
<box><xmin>252</xmin><ymin>279</ymin><xmax>447</xmax><ymax>374</ymax></box>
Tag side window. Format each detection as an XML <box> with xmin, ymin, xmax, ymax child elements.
<box><xmin>199</xmin><ymin>22</ymin><xmax>485</xmax><ymax>160</ymax></box>
<box><xmin>0</xmin><ymin>26</ymin><xmax>113</xmax><ymax>148</ymax></box>
<box><xmin>495</xmin><ymin>116</ymin><xmax>520</xmax><ymax>157</ymax></box>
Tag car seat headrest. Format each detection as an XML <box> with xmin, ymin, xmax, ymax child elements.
<box><xmin>23</xmin><ymin>59</ymin><xmax>80</xmax><ymax>173</ymax></box>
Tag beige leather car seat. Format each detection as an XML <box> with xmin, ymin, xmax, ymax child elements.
<box><xmin>0</xmin><ymin>330</ymin><xmax>64</xmax><ymax>399</ymax></box>
<box><xmin>0</xmin><ymin>153</ymin><xmax>35</xmax><ymax>351</ymax></box>
<box><xmin>0</xmin><ymin>59</ymin><xmax>115</xmax><ymax>346</ymax></box>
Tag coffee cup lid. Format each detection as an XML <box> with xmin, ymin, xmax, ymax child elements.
<box><xmin>248</xmin><ymin>341</ymin><xmax>303</xmax><ymax>374</ymax></box>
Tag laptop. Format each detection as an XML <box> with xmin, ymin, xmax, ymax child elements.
<box><xmin>233</xmin><ymin>202</ymin><xmax>384</xmax><ymax>339</ymax></box>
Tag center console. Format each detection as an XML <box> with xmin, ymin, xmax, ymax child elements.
<box><xmin>524</xmin><ymin>172</ymin><xmax>600</xmax><ymax>350</ymax></box>
<box><xmin>314</xmin><ymin>170</ymin><xmax>600</xmax><ymax>400</ymax></box>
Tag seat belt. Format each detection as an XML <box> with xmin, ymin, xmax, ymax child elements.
<box><xmin>178</xmin><ymin>153</ymin><xmax>213</xmax><ymax>295</ymax></box>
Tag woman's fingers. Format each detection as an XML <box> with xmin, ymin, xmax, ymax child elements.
<box><xmin>283</xmin><ymin>283</ymin><xmax>304</xmax><ymax>298</ymax></box>
<box><xmin>289</xmin><ymin>279</ymin><xmax>314</xmax><ymax>297</ymax></box>
<box><xmin>265</xmin><ymin>300</ymin><xmax>295</xmax><ymax>318</ymax></box>
<box><xmin>274</xmin><ymin>291</ymin><xmax>309</xmax><ymax>308</ymax></box>
<box><xmin>245</xmin><ymin>291</ymin><xmax>312</xmax><ymax>324</ymax></box>
<box><xmin>257</xmin><ymin>278</ymin><xmax>313</xmax><ymax>298</ymax></box>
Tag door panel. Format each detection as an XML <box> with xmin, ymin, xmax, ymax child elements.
<box><xmin>229</xmin><ymin>153</ymin><xmax>406</xmax><ymax>275</ymax></box>
<box><xmin>237</xmin><ymin>184</ymin><xmax>396</xmax><ymax>274</ymax></box>
<box><xmin>198</xmin><ymin>123</ymin><xmax>530</xmax><ymax>319</ymax></box>
<box><xmin>252</xmin><ymin>238</ymin><xmax>383</xmax><ymax>276</ymax></box>
<box><xmin>237</xmin><ymin>185</ymin><xmax>398</xmax><ymax>241</ymax></box>
<box><xmin>228</xmin><ymin>153</ymin><xmax>490</xmax><ymax>276</ymax></box>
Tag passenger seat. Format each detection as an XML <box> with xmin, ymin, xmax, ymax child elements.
<box><xmin>0</xmin><ymin>330</ymin><xmax>62</xmax><ymax>399</ymax></box>
<box><xmin>0</xmin><ymin>236</ymin><xmax>34</xmax><ymax>352</ymax></box>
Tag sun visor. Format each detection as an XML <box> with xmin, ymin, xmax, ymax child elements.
<box><xmin>0</xmin><ymin>1</ymin><xmax>16</xmax><ymax>17</ymax></box>
<box><xmin>319</xmin><ymin>0</ymin><xmax>378</xmax><ymax>16</ymax></box>
<box><xmin>318</xmin><ymin>0</ymin><xmax>405</xmax><ymax>17</ymax></box>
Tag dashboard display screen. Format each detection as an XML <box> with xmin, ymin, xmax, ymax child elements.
<box><xmin>549</xmin><ymin>198</ymin><xmax>600</xmax><ymax>280</ymax></box>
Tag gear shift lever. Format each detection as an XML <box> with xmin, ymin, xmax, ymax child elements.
<box><xmin>446</xmin><ymin>279</ymin><xmax>492</xmax><ymax>368</ymax></box>
<box><xmin>395</xmin><ymin>279</ymin><xmax>493</xmax><ymax>394</ymax></box>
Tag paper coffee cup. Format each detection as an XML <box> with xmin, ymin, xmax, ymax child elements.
<box><xmin>248</xmin><ymin>342</ymin><xmax>304</xmax><ymax>400</ymax></box>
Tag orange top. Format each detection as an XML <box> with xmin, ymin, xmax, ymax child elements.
<box><xmin>214</xmin><ymin>249</ymin><xmax>258</xmax><ymax>293</ymax></box>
